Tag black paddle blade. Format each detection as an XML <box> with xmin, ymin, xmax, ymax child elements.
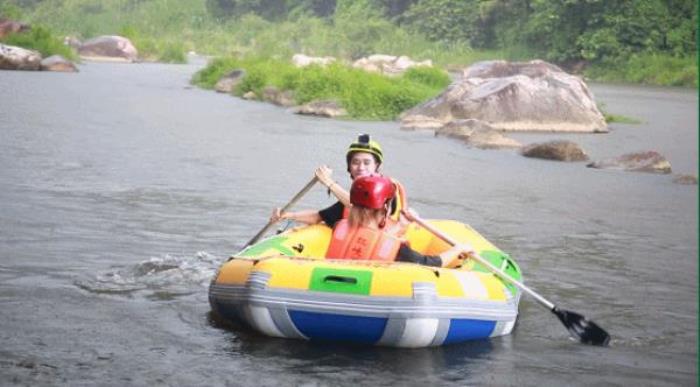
<box><xmin>552</xmin><ymin>307</ymin><xmax>610</xmax><ymax>346</ymax></box>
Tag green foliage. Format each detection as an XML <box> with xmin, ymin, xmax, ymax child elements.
<box><xmin>191</xmin><ymin>57</ymin><xmax>243</xmax><ymax>88</ymax></box>
<box><xmin>159</xmin><ymin>42</ymin><xmax>186</xmax><ymax>63</ymax></box>
<box><xmin>206</xmin><ymin>0</ymin><xmax>289</xmax><ymax>21</ymax></box>
<box><xmin>332</xmin><ymin>0</ymin><xmax>396</xmax><ymax>58</ymax></box>
<box><xmin>0</xmin><ymin>3</ymin><xmax>24</xmax><ymax>19</ymax></box>
<box><xmin>118</xmin><ymin>25</ymin><xmax>186</xmax><ymax>63</ymax></box>
<box><xmin>401</xmin><ymin>0</ymin><xmax>488</xmax><ymax>47</ymax></box>
<box><xmin>402</xmin><ymin>66</ymin><xmax>450</xmax><ymax>89</ymax></box>
<box><xmin>0</xmin><ymin>25</ymin><xmax>77</xmax><ymax>60</ymax></box>
<box><xmin>193</xmin><ymin>57</ymin><xmax>449</xmax><ymax>119</ymax></box>
<box><xmin>586</xmin><ymin>53</ymin><xmax>698</xmax><ymax>87</ymax></box>
<box><xmin>605</xmin><ymin>113</ymin><xmax>643</xmax><ymax>124</ymax></box>
<box><xmin>236</xmin><ymin>66</ymin><xmax>267</xmax><ymax>94</ymax></box>
<box><xmin>340</xmin><ymin>71</ymin><xmax>438</xmax><ymax>119</ymax></box>
<box><xmin>507</xmin><ymin>0</ymin><xmax>697</xmax><ymax>65</ymax></box>
<box><xmin>598</xmin><ymin>103</ymin><xmax>642</xmax><ymax>124</ymax></box>
<box><xmin>6</xmin><ymin>0</ymin><xmax>696</xmax><ymax>87</ymax></box>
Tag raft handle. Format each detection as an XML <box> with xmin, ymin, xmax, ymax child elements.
<box><xmin>323</xmin><ymin>275</ymin><xmax>358</xmax><ymax>285</ymax></box>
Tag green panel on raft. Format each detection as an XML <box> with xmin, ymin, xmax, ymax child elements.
<box><xmin>469</xmin><ymin>250</ymin><xmax>522</xmax><ymax>296</ymax></box>
<box><xmin>309</xmin><ymin>268</ymin><xmax>373</xmax><ymax>295</ymax></box>
<box><xmin>238</xmin><ymin>235</ymin><xmax>295</xmax><ymax>257</ymax></box>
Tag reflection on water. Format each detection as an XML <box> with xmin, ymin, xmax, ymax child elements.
<box><xmin>218</xmin><ymin>320</ymin><xmax>503</xmax><ymax>385</ymax></box>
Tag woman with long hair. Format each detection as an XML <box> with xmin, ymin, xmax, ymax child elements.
<box><xmin>326</xmin><ymin>175</ymin><xmax>469</xmax><ymax>267</ymax></box>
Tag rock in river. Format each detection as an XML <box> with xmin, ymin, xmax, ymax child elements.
<box><xmin>672</xmin><ymin>174</ymin><xmax>698</xmax><ymax>185</ymax></box>
<box><xmin>262</xmin><ymin>86</ymin><xmax>295</xmax><ymax>107</ymax></box>
<box><xmin>521</xmin><ymin>140</ymin><xmax>589</xmax><ymax>161</ymax></box>
<box><xmin>0</xmin><ymin>43</ymin><xmax>41</xmax><ymax>70</ymax></box>
<box><xmin>40</xmin><ymin>55</ymin><xmax>78</xmax><ymax>72</ymax></box>
<box><xmin>215</xmin><ymin>69</ymin><xmax>245</xmax><ymax>93</ymax></box>
<box><xmin>401</xmin><ymin>59</ymin><xmax>607</xmax><ymax>133</ymax></box>
<box><xmin>78</xmin><ymin>35</ymin><xmax>138</xmax><ymax>62</ymax></box>
<box><xmin>294</xmin><ymin>100</ymin><xmax>347</xmax><ymax>118</ymax></box>
<box><xmin>435</xmin><ymin>119</ymin><xmax>522</xmax><ymax>150</ymax></box>
<box><xmin>587</xmin><ymin>151</ymin><xmax>672</xmax><ymax>174</ymax></box>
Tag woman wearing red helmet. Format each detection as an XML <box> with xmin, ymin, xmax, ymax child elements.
<box><xmin>326</xmin><ymin>175</ymin><xmax>468</xmax><ymax>267</ymax></box>
<box><xmin>270</xmin><ymin>134</ymin><xmax>406</xmax><ymax>228</ymax></box>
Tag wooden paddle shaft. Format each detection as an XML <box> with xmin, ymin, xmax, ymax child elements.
<box><xmin>244</xmin><ymin>176</ymin><xmax>319</xmax><ymax>248</ymax></box>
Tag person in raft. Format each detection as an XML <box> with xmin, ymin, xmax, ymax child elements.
<box><xmin>270</xmin><ymin>134</ymin><xmax>407</xmax><ymax>228</ymax></box>
<box><xmin>326</xmin><ymin>174</ymin><xmax>471</xmax><ymax>267</ymax></box>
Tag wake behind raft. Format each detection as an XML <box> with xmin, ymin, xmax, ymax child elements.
<box><xmin>208</xmin><ymin>220</ymin><xmax>522</xmax><ymax>348</ymax></box>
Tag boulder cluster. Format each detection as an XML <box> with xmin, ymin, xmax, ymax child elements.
<box><xmin>0</xmin><ymin>18</ymin><xmax>139</xmax><ymax>72</ymax></box>
<box><xmin>395</xmin><ymin>59</ymin><xmax>690</xmax><ymax>181</ymax></box>
<box><xmin>224</xmin><ymin>53</ymin><xmax>434</xmax><ymax>118</ymax></box>
<box><xmin>2</xmin><ymin>19</ymin><xmax>686</xmax><ymax>183</ymax></box>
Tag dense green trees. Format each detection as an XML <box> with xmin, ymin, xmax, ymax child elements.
<box><xmin>201</xmin><ymin>0</ymin><xmax>696</xmax><ymax>67</ymax></box>
<box><xmin>3</xmin><ymin>0</ymin><xmax>696</xmax><ymax>86</ymax></box>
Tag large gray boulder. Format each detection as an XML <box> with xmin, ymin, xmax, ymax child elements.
<box><xmin>401</xmin><ymin>60</ymin><xmax>607</xmax><ymax>133</ymax></box>
<box><xmin>40</xmin><ymin>55</ymin><xmax>78</xmax><ymax>72</ymax></box>
<box><xmin>78</xmin><ymin>35</ymin><xmax>138</xmax><ymax>62</ymax></box>
<box><xmin>0</xmin><ymin>43</ymin><xmax>41</xmax><ymax>70</ymax></box>
<box><xmin>521</xmin><ymin>140</ymin><xmax>589</xmax><ymax>161</ymax></box>
<box><xmin>587</xmin><ymin>151</ymin><xmax>672</xmax><ymax>174</ymax></box>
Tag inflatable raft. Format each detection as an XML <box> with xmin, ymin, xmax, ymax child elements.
<box><xmin>209</xmin><ymin>220</ymin><xmax>522</xmax><ymax>348</ymax></box>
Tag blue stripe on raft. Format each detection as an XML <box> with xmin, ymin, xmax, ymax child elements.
<box><xmin>289</xmin><ymin>311</ymin><xmax>387</xmax><ymax>344</ymax></box>
<box><xmin>443</xmin><ymin>319</ymin><xmax>496</xmax><ymax>344</ymax></box>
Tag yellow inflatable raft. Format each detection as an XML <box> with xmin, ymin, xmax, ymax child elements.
<box><xmin>209</xmin><ymin>220</ymin><xmax>522</xmax><ymax>347</ymax></box>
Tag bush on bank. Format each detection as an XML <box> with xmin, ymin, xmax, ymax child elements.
<box><xmin>585</xmin><ymin>54</ymin><xmax>698</xmax><ymax>88</ymax></box>
<box><xmin>5</xmin><ymin>0</ymin><xmax>695</xmax><ymax>88</ymax></box>
<box><xmin>192</xmin><ymin>57</ymin><xmax>450</xmax><ymax>120</ymax></box>
<box><xmin>118</xmin><ymin>25</ymin><xmax>186</xmax><ymax>63</ymax></box>
<box><xmin>0</xmin><ymin>26</ymin><xmax>77</xmax><ymax>60</ymax></box>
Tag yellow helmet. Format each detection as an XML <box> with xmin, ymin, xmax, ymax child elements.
<box><xmin>346</xmin><ymin>134</ymin><xmax>384</xmax><ymax>166</ymax></box>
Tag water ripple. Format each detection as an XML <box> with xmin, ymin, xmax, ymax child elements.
<box><xmin>74</xmin><ymin>252</ymin><xmax>220</xmax><ymax>299</ymax></box>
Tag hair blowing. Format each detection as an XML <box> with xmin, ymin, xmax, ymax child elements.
<box><xmin>348</xmin><ymin>206</ymin><xmax>388</xmax><ymax>228</ymax></box>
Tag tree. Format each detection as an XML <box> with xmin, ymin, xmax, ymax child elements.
<box><xmin>401</xmin><ymin>0</ymin><xmax>492</xmax><ymax>47</ymax></box>
<box><xmin>205</xmin><ymin>0</ymin><xmax>288</xmax><ymax>21</ymax></box>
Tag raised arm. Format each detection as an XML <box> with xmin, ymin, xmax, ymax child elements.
<box><xmin>315</xmin><ymin>165</ymin><xmax>350</xmax><ymax>207</ymax></box>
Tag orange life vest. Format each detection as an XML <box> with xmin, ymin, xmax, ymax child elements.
<box><xmin>325</xmin><ymin>219</ymin><xmax>402</xmax><ymax>261</ymax></box>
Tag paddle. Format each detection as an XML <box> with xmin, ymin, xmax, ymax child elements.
<box><xmin>243</xmin><ymin>176</ymin><xmax>318</xmax><ymax>248</ymax></box>
<box><xmin>406</xmin><ymin>209</ymin><xmax>611</xmax><ymax>346</ymax></box>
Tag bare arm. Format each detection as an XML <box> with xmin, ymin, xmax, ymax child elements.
<box><xmin>315</xmin><ymin>165</ymin><xmax>350</xmax><ymax>207</ymax></box>
<box><xmin>270</xmin><ymin>208</ymin><xmax>322</xmax><ymax>225</ymax></box>
<box><xmin>268</xmin><ymin>165</ymin><xmax>348</xmax><ymax>226</ymax></box>
<box><xmin>438</xmin><ymin>244</ymin><xmax>472</xmax><ymax>267</ymax></box>
<box><xmin>401</xmin><ymin>208</ymin><xmax>472</xmax><ymax>268</ymax></box>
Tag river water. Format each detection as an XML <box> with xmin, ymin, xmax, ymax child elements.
<box><xmin>0</xmin><ymin>60</ymin><xmax>696</xmax><ymax>386</ymax></box>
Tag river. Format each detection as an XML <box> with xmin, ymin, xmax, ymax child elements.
<box><xmin>0</xmin><ymin>59</ymin><xmax>696</xmax><ymax>386</ymax></box>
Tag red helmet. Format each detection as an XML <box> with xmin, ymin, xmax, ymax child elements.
<box><xmin>350</xmin><ymin>175</ymin><xmax>396</xmax><ymax>209</ymax></box>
